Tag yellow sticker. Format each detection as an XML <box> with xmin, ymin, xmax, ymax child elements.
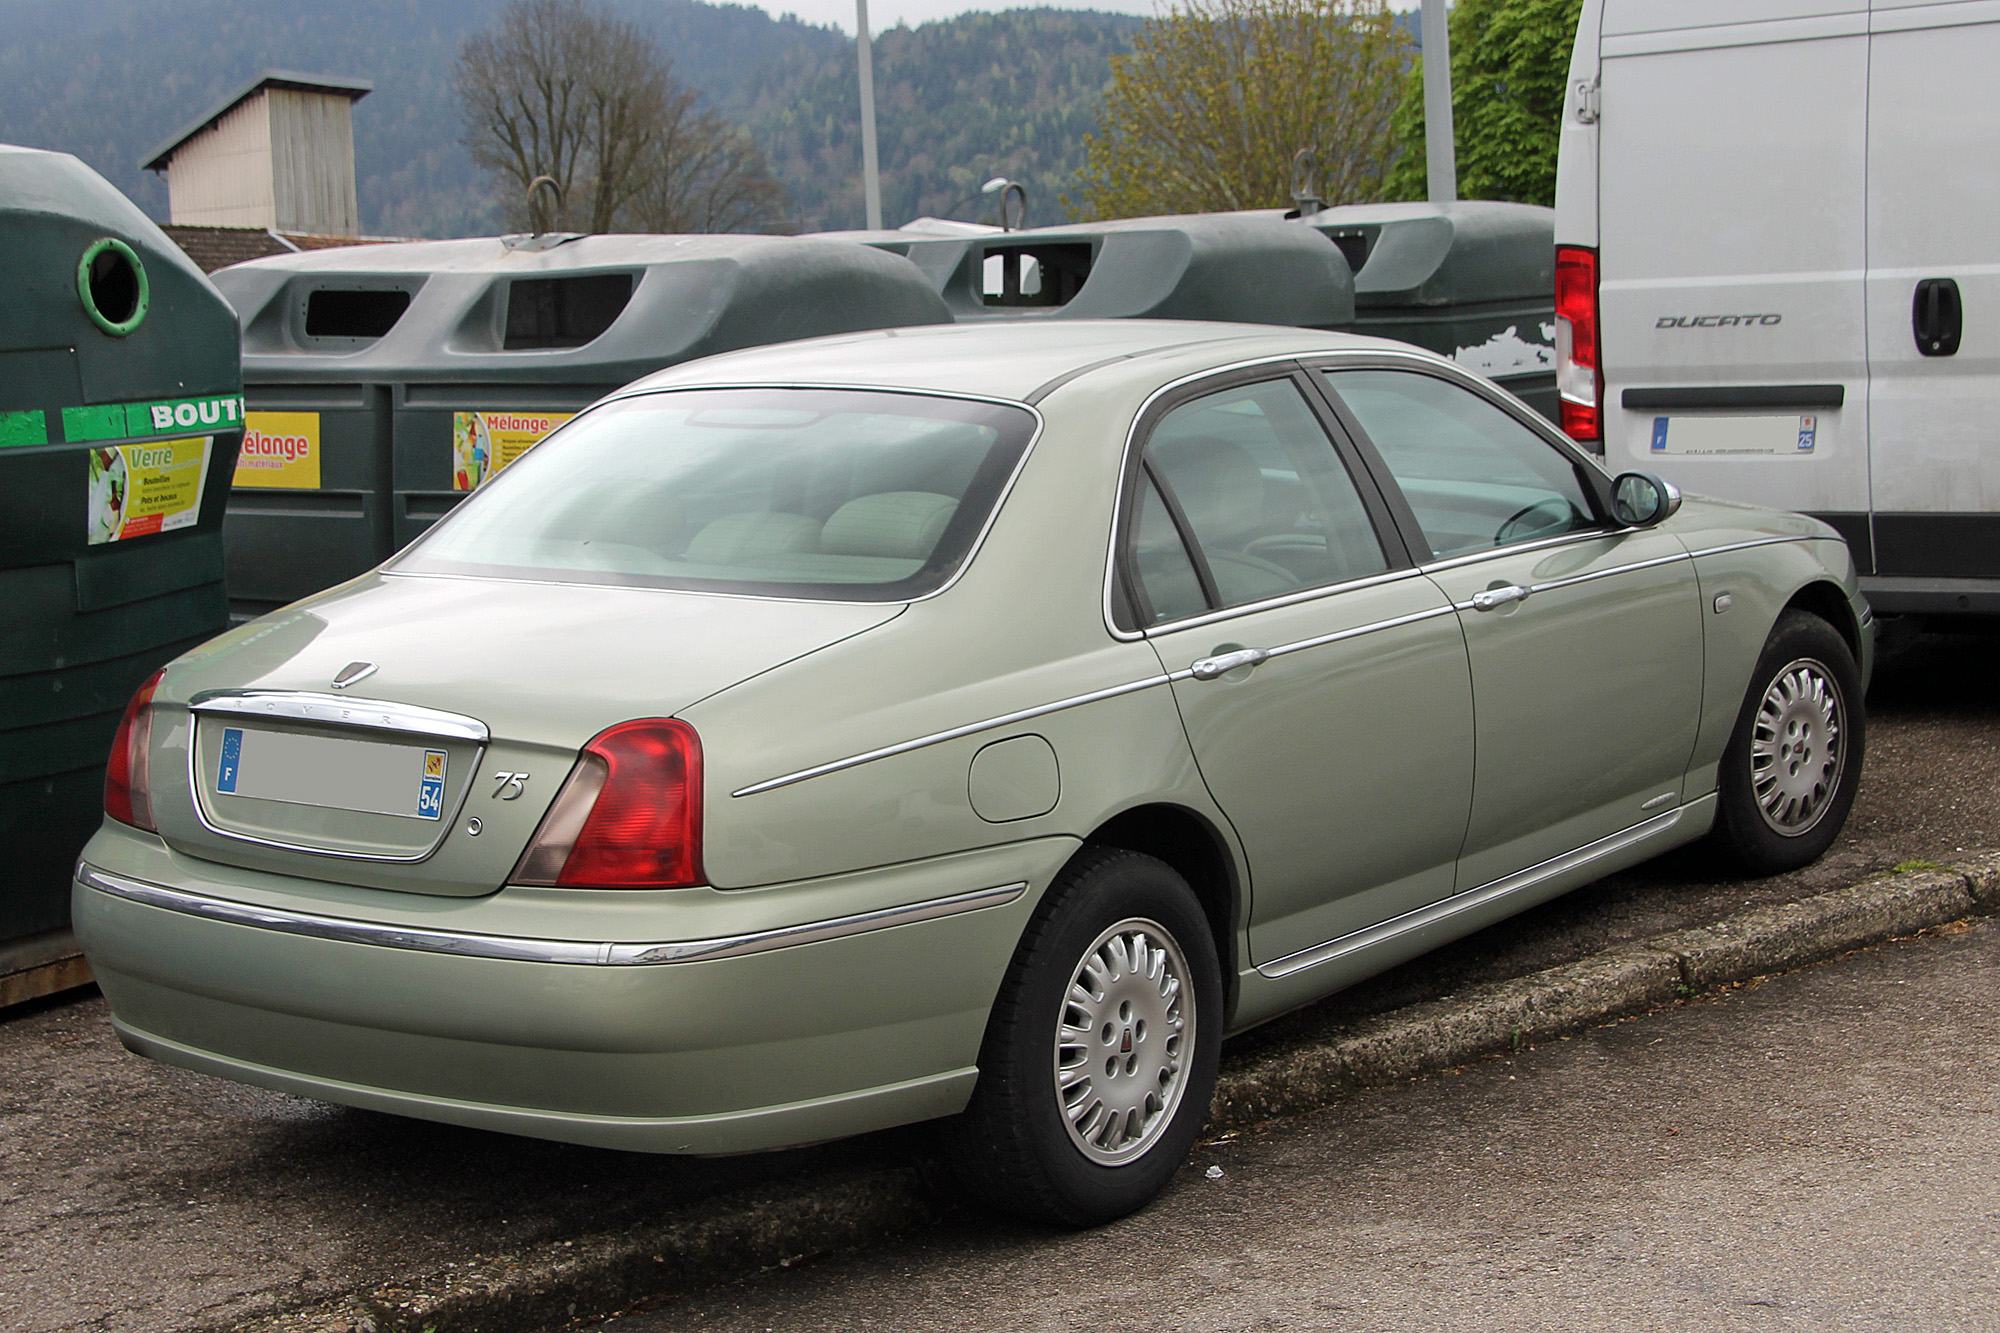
<box><xmin>452</xmin><ymin>410</ymin><xmax>573</xmax><ymax>491</ymax></box>
<box><xmin>235</xmin><ymin>412</ymin><xmax>322</xmax><ymax>488</ymax></box>
<box><xmin>88</xmin><ymin>437</ymin><xmax>212</xmax><ymax>544</ymax></box>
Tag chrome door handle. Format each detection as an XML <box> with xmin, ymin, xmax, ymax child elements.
<box><xmin>1469</xmin><ymin>584</ymin><xmax>1530</xmax><ymax>611</ymax></box>
<box><xmin>1189</xmin><ymin>648</ymin><xmax>1271</xmax><ymax>680</ymax></box>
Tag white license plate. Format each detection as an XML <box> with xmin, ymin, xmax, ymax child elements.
<box><xmin>214</xmin><ymin>726</ymin><xmax>448</xmax><ymax>820</ymax></box>
<box><xmin>1646</xmin><ymin>414</ymin><xmax>1821</xmax><ymax>456</ymax></box>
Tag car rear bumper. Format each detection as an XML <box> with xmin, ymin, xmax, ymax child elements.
<box><xmin>73</xmin><ymin>827</ymin><xmax>1073</xmax><ymax>1154</ymax></box>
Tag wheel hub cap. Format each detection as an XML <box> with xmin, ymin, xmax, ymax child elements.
<box><xmin>1053</xmin><ymin>918</ymin><xmax>1193</xmax><ymax>1165</ymax></box>
<box><xmin>1750</xmin><ymin>657</ymin><xmax>1846</xmax><ymax>835</ymax></box>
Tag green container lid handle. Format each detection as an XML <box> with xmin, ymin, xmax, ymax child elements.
<box><xmin>77</xmin><ymin>237</ymin><xmax>150</xmax><ymax>337</ymax></box>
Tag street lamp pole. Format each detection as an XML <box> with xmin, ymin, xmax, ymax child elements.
<box><xmin>856</xmin><ymin>0</ymin><xmax>884</xmax><ymax>230</ymax></box>
<box><xmin>1420</xmin><ymin>0</ymin><xmax>1457</xmax><ymax>203</ymax></box>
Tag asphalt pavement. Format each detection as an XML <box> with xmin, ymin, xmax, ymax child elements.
<box><xmin>589</xmin><ymin>914</ymin><xmax>2000</xmax><ymax>1333</ymax></box>
<box><xmin>2</xmin><ymin>629</ymin><xmax>1997</xmax><ymax>1333</ymax></box>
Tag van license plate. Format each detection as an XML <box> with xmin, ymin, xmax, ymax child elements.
<box><xmin>215</xmin><ymin>726</ymin><xmax>448</xmax><ymax>820</ymax></box>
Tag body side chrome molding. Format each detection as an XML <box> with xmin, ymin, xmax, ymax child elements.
<box><xmin>732</xmin><ymin>599</ymin><xmax>1461</xmax><ymax>798</ymax></box>
<box><xmin>1255</xmin><ymin>807</ymin><xmax>1686</xmax><ymax>979</ymax></box>
<box><xmin>1444</xmin><ymin>549</ymin><xmax>1696</xmax><ymax>612</ymax></box>
<box><xmin>731</xmin><ymin>673</ymin><xmax>1177</xmax><ymax>797</ymax></box>
<box><xmin>75</xmin><ymin>863</ymin><xmax>1027</xmax><ymax>966</ymax></box>
<box><xmin>190</xmin><ymin>691</ymin><xmax>490</xmax><ymax>743</ymax></box>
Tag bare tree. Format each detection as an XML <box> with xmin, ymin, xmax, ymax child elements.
<box><xmin>1073</xmin><ymin>0</ymin><xmax>1410</xmax><ymax>219</ymax></box>
<box><xmin>457</xmin><ymin>0</ymin><xmax>787</xmax><ymax>233</ymax></box>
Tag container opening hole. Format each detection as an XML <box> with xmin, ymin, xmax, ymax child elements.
<box><xmin>305</xmin><ymin>289</ymin><xmax>413</xmax><ymax>340</ymax></box>
<box><xmin>1323</xmin><ymin>229</ymin><xmax>1372</xmax><ymax>274</ymax></box>
<box><xmin>88</xmin><ymin>248</ymin><xmax>142</xmax><ymax>325</ymax></box>
<box><xmin>981</xmin><ymin>243</ymin><xmax>1092</xmax><ymax>308</ymax></box>
<box><xmin>504</xmin><ymin>274</ymin><xmax>635</xmax><ymax>350</ymax></box>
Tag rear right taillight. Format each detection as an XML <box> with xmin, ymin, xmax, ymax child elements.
<box><xmin>512</xmin><ymin>718</ymin><xmax>704</xmax><ymax>889</ymax></box>
<box><xmin>104</xmin><ymin>668</ymin><xmax>164</xmax><ymax>831</ymax></box>
<box><xmin>1555</xmin><ymin>245</ymin><xmax>1603</xmax><ymax>445</ymax></box>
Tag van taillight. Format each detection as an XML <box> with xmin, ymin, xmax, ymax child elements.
<box><xmin>104</xmin><ymin>668</ymin><xmax>164</xmax><ymax>831</ymax></box>
<box><xmin>1555</xmin><ymin>245</ymin><xmax>1603</xmax><ymax>444</ymax></box>
<box><xmin>512</xmin><ymin>719</ymin><xmax>703</xmax><ymax>888</ymax></box>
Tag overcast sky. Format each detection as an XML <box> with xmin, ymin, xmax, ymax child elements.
<box><xmin>770</xmin><ymin>0</ymin><xmax>1418</xmax><ymax>36</ymax></box>
<box><xmin>770</xmin><ymin>0</ymin><xmax>1149</xmax><ymax>33</ymax></box>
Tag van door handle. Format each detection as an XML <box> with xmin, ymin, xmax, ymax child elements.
<box><xmin>1189</xmin><ymin>648</ymin><xmax>1271</xmax><ymax>680</ymax></box>
<box><xmin>1469</xmin><ymin>584</ymin><xmax>1530</xmax><ymax>611</ymax></box>
<box><xmin>1913</xmin><ymin>278</ymin><xmax>1962</xmax><ymax>357</ymax></box>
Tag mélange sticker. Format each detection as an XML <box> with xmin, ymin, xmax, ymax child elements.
<box><xmin>87</xmin><ymin>436</ymin><xmax>212</xmax><ymax>544</ymax></box>
<box><xmin>451</xmin><ymin>410</ymin><xmax>573</xmax><ymax>490</ymax></box>
<box><xmin>234</xmin><ymin>412</ymin><xmax>321</xmax><ymax>488</ymax></box>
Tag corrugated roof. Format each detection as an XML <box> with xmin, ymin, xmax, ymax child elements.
<box><xmin>141</xmin><ymin>70</ymin><xmax>372</xmax><ymax>172</ymax></box>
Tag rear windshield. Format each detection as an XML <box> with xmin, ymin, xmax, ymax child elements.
<box><xmin>395</xmin><ymin>388</ymin><xmax>1037</xmax><ymax>600</ymax></box>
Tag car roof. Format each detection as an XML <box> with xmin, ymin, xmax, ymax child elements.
<box><xmin>610</xmin><ymin>319</ymin><xmax>1432</xmax><ymax>405</ymax></box>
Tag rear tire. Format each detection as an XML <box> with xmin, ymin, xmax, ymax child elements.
<box><xmin>1711</xmin><ymin>610</ymin><xmax>1865</xmax><ymax>875</ymax></box>
<box><xmin>948</xmin><ymin>847</ymin><xmax>1222</xmax><ymax>1227</ymax></box>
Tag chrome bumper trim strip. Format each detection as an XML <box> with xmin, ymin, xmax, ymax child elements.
<box><xmin>1255</xmin><ymin>806</ymin><xmax>1687</xmax><ymax>980</ymax></box>
<box><xmin>75</xmin><ymin>864</ymin><xmax>1028</xmax><ymax>967</ymax></box>
<box><xmin>189</xmin><ymin>691</ymin><xmax>490</xmax><ymax>743</ymax></box>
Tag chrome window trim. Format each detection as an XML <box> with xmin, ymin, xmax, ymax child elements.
<box><xmin>1255</xmin><ymin>805</ymin><xmax>1688</xmax><ymax>979</ymax></box>
<box><xmin>733</xmin><ymin>599</ymin><xmax>1464</xmax><ymax>798</ymax></box>
<box><xmin>1416</xmin><ymin>528</ymin><xmax>1612</xmax><ymax>577</ymax></box>
<box><xmin>190</xmin><ymin>691</ymin><xmax>490</xmax><ymax>743</ymax></box>
<box><xmin>183</xmin><ymin>692</ymin><xmax>486</xmax><ymax>863</ymax></box>
<box><xmin>75</xmin><ymin>863</ymin><xmax>1028</xmax><ymax>966</ymax></box>
<box><xmin>1138</xmin><ymin>566</ymin><xmax>1426</xmax><ymax>640</ymax></box>
<box><xmin>387</xmin><ymin>382</ymin><xmax>1045</xmax><ymax>612</ymax></box>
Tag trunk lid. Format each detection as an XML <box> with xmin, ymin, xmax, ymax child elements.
<box><xmin>147</xmin><ymin>572</ymin><xmax>900</xmax><ymax>895</ymax></box>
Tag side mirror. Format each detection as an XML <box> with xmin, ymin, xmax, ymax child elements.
<box><xmin>1611</xmin><ymin>471</ymin><xmax>1682</xmax><ymax>527</ymax></box>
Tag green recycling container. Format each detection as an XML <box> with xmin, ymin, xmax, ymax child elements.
<box><xmin>1291</xmin><ymin>201</ymin><xmax>1558</xmax><ymax>421</ymax></box>
<box><xmin>819</xmin><ymin>213</ymin><xmax>1356</xmax><ymax>330</ymax></box>
<box><xmin>0</xmin><ymin>144</ymin><xmax>242</xmax><ymax>958</ymax></box>
<box><xmin>208</xmin><ymin>235</ymin><xmax>951</xmax><ymax>618</ymax></box>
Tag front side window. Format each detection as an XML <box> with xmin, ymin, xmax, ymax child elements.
<box><xmin>1132</xmin><ymin>378</ymin><xmax>1387</xmax><ymax>618</ymax></box>
<box><xmin>396</xmin><ymin>388</ymin><xmax>1036</xmax><ymax>600</ymax></box>
<box><xmin>1321</xmin><ymin>369</ymin><xmax>1599</xmax><ymax>560</ymax></box>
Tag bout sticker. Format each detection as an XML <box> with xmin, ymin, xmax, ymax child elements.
<box><xmin>62</xmin><ymin>394</ymin><xmax>245</xmax><ymax>444</ymax></box>
<box><xmin>451</xmin><ymin>410</ymin><xmax>573</xmax><ymax>490</ymax></box>
<box><xmin>87</xmin><ymin>436</ymin><xmax>212</xmax><ymax>544</ymax></box>
<box><xmin>418</xmin><ymin>750</ymin><xmax>448</xmax><ymax>821</ymax></box>
<box><xmin>234</xmin><ymin>412</ymin><xmax>321</xmax><ymax>488</ymax></box>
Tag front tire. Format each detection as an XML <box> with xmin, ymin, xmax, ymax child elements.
<box><xmin>1712</xmin><ymin>610</ymin><xmax>1865</xmax><ymax>875</ymax></box>
<box><xmin>949</xmin><ymin>848</ymin><xmax>1222</xmax><ymax>1227</ymax></box>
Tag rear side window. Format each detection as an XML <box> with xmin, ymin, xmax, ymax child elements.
<box><xmin>398</xmin><ymin>388</ymin><xmax>1035</xmax><ymax>601</ymax></box>
<box><xmin>1129</xmin><ymin>378</ymin><xmax>1387</xmax><ymax>621</ymax></box>
<box><xmin>1321</xmin><ymin>370</ymin><xmax>1598</xmax><ymax>560</ymax></box>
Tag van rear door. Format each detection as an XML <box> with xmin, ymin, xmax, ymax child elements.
<box><xmin>1595</xmin><ymin>0</ymin><xmax>1871</xmax><ymax>554</ymax></box>
<box><xmin>1864</xmin><ymin>3</ymin><xmax>2000</xmax><ymax>608</ymax></box>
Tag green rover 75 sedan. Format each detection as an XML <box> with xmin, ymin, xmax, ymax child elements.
<box><xmin>75</xmin><ymin>320</ymin><xmax>1869</xmax><ymax>1225</ymax></box>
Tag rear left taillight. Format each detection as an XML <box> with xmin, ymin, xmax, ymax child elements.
<box><xmin>1555</xmin><ymin>244</ymin><xmax>1603</xmax><ymax>445</ymax></box>
<box><xmin>104</xmin><ymin>668</ymin><xmax>164</xmax><ymax>831</ymax></box>
<box><xmin>512</xmin><ymin>719</ymin><xmax>704</xmax><ymax>889</ymax></box>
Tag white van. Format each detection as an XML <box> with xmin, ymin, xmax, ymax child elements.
<box><xmin>1554</xmin><ymin>0</ymin><xmax>2000</xmax><ymax>617</ymax></box>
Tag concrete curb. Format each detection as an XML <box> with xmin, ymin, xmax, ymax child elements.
<box><xmin>219</xmin><ymin>855</ymin><xmax>2000</xmax><ymax>1333</ymax></box>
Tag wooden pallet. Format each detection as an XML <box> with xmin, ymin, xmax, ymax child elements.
<box><xmin>0</xmin><ymin>930</ymin><xmax>93</xmax><ymax>1009</ymax></box>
